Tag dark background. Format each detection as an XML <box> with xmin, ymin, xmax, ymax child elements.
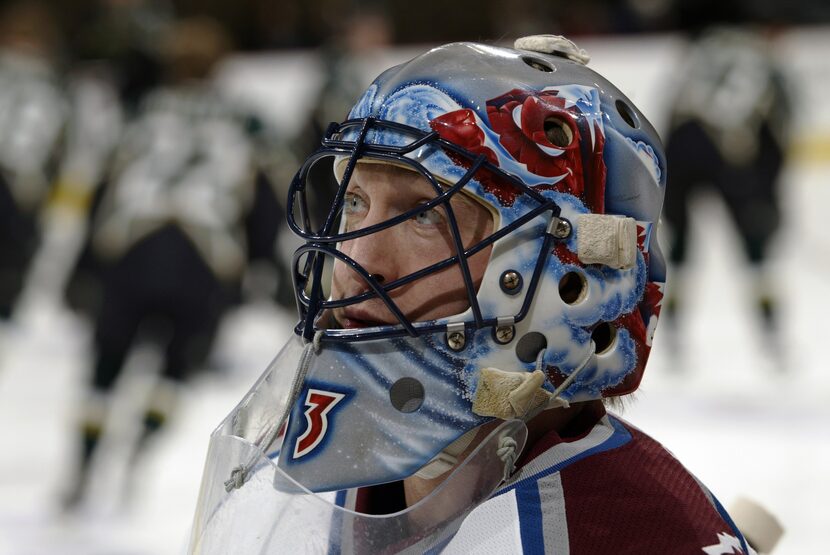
<box><xmin>15</xmin><ymin>0</ymin><xmax>830</xmax><ymax>57</ymax></box>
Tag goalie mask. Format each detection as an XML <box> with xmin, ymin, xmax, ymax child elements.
<box><xmin>190</xmin><ymin>36</ymin><xmax>666</xmax><ymax>553</ymax></box>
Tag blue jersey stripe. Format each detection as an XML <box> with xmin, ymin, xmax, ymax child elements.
<box><xmin>326</xmin><ymin>490</ymin><xmax>349</xmax><ymax>555</ymax></box>
<box><xmin>334</xmin><ymin>489</ymin><xmax>347</xmax><ymax>508</ymax></box>
<box><xmin>424</xmin><ymin>534</ymin><xmax>455</xmax><ymax>555</ymax></box>
<box><xmin>516</xmin><ymin>480</ymin><xmax>546</xmax><ymax>552</ymax></box>
<box><xmin>711</xmin><ymin>494</ymin><xmax>752</xmax><ymax>554</ymax></box>
<box><xmin>484</xmin><ymin>414</ymin><xmax>633</xmax><ymax>552</ymax></box>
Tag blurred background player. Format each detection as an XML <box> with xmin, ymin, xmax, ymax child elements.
<box><xmin>0</xmin><ymin>1</ymin><xmax>68</xmax><ymax>325</ymax></box>
<box><xmin>660</xmin><ymin>24</ymin><xmax>793</xmax><ymax>364</ymax></box>
<box><xmin>62</xmin><ymin>16</ymin><xmax>283</xmax><ymax>509</ymax></box>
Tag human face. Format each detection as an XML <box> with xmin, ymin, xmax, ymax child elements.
<box><xmin>330</xmin><ymin>162</ymin><xmax>494</xmax><ymax>328</ymax></box>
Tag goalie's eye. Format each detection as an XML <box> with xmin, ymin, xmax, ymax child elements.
<box><xmin>413</xmin><ymin>207</ymin><xmax>443</xmax><ymax>226</ymax></box>
<box><xmin>344</xmin><ymin>192</ymin><xmax>368</xmax><ymax>216</ymax></box>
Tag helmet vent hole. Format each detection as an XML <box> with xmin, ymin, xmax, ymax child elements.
<box><xmin>591</xmin><ymin>323</ymin><xmax>617</xmax><ymax>354</ymax></box>
<box><xmin>615</xmin><ymin>99</ymin><xmax>639</xmax><ymax>129</ymax></box>
<box><xmin>522</xmin><ymin>56</ymin><xmax>553</xmax><ymax>72</ymax></box>
<box><xmin>559</xmin><ymin>271</ymin><xmax>587</xmax><ymax>305</ymax></box>
<box><xmin>389</xmin><ymin>377</ymin><xmax>425</xmax><ymax>413</ymax></box>
<box><xmin>544</xmin><ymin>117</ymin><xmax>573</xmax><ymax>147</ymax></box>
<box><xmin>516</xmin><ymin>332</ymin><xmax>548</xmax><ymax>363</ymax></box>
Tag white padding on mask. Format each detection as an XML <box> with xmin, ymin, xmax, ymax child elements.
<box><xmin>576</xmin><ymin>214</ymin><xmax>637</xmax><ymax>269</ymax></box>
<box><xmin>472</xmin><ymin>368</ymin><xmax>558</xmax><ymax>420</ymax></box>
<box><xmin>514</xmin><ymin>34</ymin><xmax>591</xmax><ymax>65</ymax></box>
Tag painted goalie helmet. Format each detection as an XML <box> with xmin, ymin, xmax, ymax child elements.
<box><xmin>190</xmin><ymin>36</ymin><xmax>666</xmax><ymax>553</ymax></box>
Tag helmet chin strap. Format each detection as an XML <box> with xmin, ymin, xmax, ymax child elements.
<box><xmin>414</xmin><ymin>342</ymin><xmax>597</xmax><ymax>481</ymax></box>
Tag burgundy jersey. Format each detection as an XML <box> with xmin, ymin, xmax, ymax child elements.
<box><xmin>441</xmin><ymin>404</ymin><xmax>754</xmax><ymax>554</ymax></box>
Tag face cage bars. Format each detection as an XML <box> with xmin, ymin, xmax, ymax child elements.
<box><xmin>286</xmin><ymin>117</ymin><xmax>564</xmax><ymax>343</ymax></box>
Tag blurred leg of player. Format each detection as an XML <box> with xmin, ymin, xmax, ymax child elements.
<box><xmin>662</xmin><ymin>119</ymin><xmax>724</xmax><ymax>366</ymax></box>
<box><xmin>719</xmin><ymin>122</ymin><xmax>785</xmax><ymax>369</ymax></box>
<box><xmin>0</xmin><ymin>176</ymin><xmax>38</xmax><ymax>322</ymax></box>
<box><xmin>63</xmin><ymin>270</ymin><xmax>141</xmax><ymax>509</ymax></box>
<box><xmin>67</xmin><ymin>226</ymin><xmax>232</xmax><ymax>509</ymax></box>
<box><xmin>131</xmin><ymin>270</ymin><xmax>227</xmax><ymax>465</ymax></box>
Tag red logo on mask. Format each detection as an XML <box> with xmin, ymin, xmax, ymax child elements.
<box><xmin>293</xmin><ymin>389</ymin><xmax>346</xmax><ymax>459</ymax></box>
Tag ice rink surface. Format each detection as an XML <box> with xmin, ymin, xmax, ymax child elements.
<box><xmin>2</xmin><ymin>34</ymin><xmax>830</xmax><ymax>555</ymax></box>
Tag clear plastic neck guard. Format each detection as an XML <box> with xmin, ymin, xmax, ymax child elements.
<box><xmin>188</xmin><ymin>335</ymin><xmax>528</xmax><ymax>554</ymax></box>
<box><xmin>190</xmin><ymin>421</ymin><xmax>527</xmax><ymax>554</ymax></box>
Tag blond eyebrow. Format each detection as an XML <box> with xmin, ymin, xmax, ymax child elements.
<box><xmin>345</xmin><ymin>182</ymin><xmax>364</xmax><ymax>195</ymax></box>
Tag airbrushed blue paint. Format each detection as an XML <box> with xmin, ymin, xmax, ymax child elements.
<box><xmin>625</xmin><ymin>137</ymin><xmax>663</xmax><ymax>183</ymax></box>
<box><xmin>348</xmin><ymin>82</ymin><xmax>609</xmax><ymax>218</ymax></box>
<box><xmin>602</xmin><ymin>126</ymin><xmax>667</xmax><ymax>283</ymax></box>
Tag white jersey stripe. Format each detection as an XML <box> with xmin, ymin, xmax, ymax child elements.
<box><xmin>538</xmin><ymin>472</ymin><xmax>570</xmax><ymax>554</ymax></box>
<box><xmin>512</xmin><ymin>414</ymin><xmax>618</xmax><ymax>483</ymax></box>
<box><xmin>442</xmin><ymin>488</ymin><xmax>523</xmax><ymax>553</ymax></box>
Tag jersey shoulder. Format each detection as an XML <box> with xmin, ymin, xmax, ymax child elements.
<box><xmin>488</xmin><ymin>414</ymin><xmax>754</xmax><ymax>554</ymax></box>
